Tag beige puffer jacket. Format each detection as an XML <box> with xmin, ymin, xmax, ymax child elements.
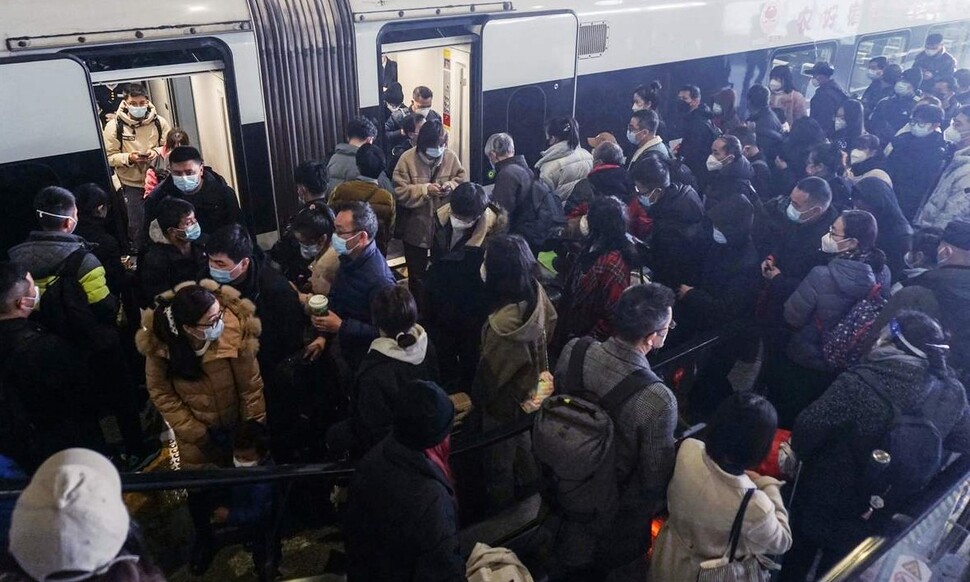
<box><xmin>136</xmin><ymin>280</ymin><xmax>266</xmax><ymax>469</ymax></box>
<box><xmin>103</xmin><ymin>101</ymin><xmax>171</xmax><ymax>188</ymax></box>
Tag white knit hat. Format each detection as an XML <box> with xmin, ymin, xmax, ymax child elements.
<box><xmin>9</xmin><ymin>449</ymin><xmax>133</xmax><ymax>582</ymax></box>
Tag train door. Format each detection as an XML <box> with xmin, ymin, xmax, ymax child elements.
<box><xmin>381</xmin><ymin>38</ymin><xmax>475</xmax><ymax>169</ymax></box>
<box><xmin>0</xmin><ymin>54</ymin><xmax>111</xmax><ymax>253</ymax></box>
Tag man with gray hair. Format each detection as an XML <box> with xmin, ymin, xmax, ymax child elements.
<box><xmin>485</xmin><ymin>132</ymin><xmax>534</xmax><ymax>233</ymax></box>
<box><xmin>567</xmin><ymin>141</ymin><xmax>633</xmax><ymax>215</ymax></box>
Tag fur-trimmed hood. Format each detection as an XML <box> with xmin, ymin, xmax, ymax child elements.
<box><xmin>135</xmin><ymin>279</ymin><xmax>262</xmax><ymax>361</ymax></box>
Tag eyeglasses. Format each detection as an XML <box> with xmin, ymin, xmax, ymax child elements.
<box><xmin>195</xmin><ymin>308</ymin><xmax>226</xmax><ymax>329</ymax></box>
<box><xmin>651</xmin><ymin>319</ymin><xmax>677</xmax><ymax>336</ymax></box>
<box><xmin>827</xmin><ymin>226</ymin><xmax>848</xmax><ymax>239</ymax></box>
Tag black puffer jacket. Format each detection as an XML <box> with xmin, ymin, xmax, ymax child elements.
<box><xmin>704</xmin><ymin>156</ymin><xmax>754</xmax><ymax>211</ymax></box>
<box><xmin>491</xmin><ymin>155</ymin><xmax>533</xmax><ymax>225</ymax></box>
<box><xmin>853</xmin><ymin>178</ymin><xmax>913</xmax><ymax>280</ymax></box>
<box><xmin>567</xmin><ymin>164</ymin><xmax>633</xmax><ymax>214</ymax></box>
<box><xmin>810</xmin><ymin>79</ymin><xmax>848</xmax><ymax>138</ymax></box>
<box><xmin>901</xmin><ymin>266</ymin><xmax>970</xmax><ymax>376</ymax></box>
<box><xmin>792</xmin><ymin>352</ymin><xmax>970</xmax><ymax>549</ymax></box>
<box><xmin>886</xmin><ymin>131</ymin><xmax>950</xmax><ymax>221</ymax></box>
<box><xmin>145</xmin><ymin>167</ymin><xmax>241</xmax><ymax>240</ymax></box>
<box><xmin>345</xmin><ymin>436</ymin><xmax>465</xmax><ymax>582</ymax></box>
<box><xmin>646</xmin><ymin>183</ymin><xmax>709</xmax><ymax>288</ymax></box>
<box><xmin>868</xmin><ymin>95</ymin><xmax>918</xmax><ymax>146</ymax></box>
<box><xmin>746</xmin><ymin>106</ymin><xmax>784</xmax><ymax>160</ymax></box>
<box><xmin>678</xmin><ymin>236</ymin><xmax>761</xmax><ymax>334</ymax></box>
<box><xmin>679</xmin><ymin>104</ymin><xmax>719</xmax><ymax>188</ymax></box>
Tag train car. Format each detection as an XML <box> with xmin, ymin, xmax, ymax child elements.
<box><xmin>1</xmin><ymin>0</ymin><xmax>968</xmax><ymax>252</ymax></box>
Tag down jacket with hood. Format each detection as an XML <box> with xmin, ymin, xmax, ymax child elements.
<box><xmin>916</xmin><ymin>145</ymin><xmax>970</xmax><ymax>228</ymax></box>
<box><xmin>852</xmin><ymin>177</ymin><xmax>913</xmax><ymax>280</ymax></box>
<box><xmin>136</xmin><ymin>280</ymin><xmax>266</xmax><ymax>468</ymax></box>
<box><xmin>535</xmin><ymin>141</ymin><xmax>594</xmax><ymax>202</ymax></box>
<box><xmin>645</xmin><ymin>183</ymin><xmax>709</xmax><ymax>288</ymax></box>
<box><xmin>473</xmin><ymin>285</ymin><xmax>557</xmax><ymax>422</ymax></box>
<box><xmin>348</xmin><ymin>325</ymin><xmax>440</xmax><ymax>453</ymax></box>
<box><xmin>103</xmin><ymin>101</ymin><xmax>171</xmax><ymax>188</ymax></box>
<box><xmin>784</xmin><ymin>256</ymin><xmax>891</xmax><ymax>370</ymax></box>
<box><xmin>138</xmin><ymin>225</ymin><xmax>207</xmax><ymax>305</ymax></box>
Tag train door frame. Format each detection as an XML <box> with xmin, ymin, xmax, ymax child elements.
<box><xmin>61</xmin><ymin>36</ymin><xmax>270</xmax><ymax>235</ymax></box>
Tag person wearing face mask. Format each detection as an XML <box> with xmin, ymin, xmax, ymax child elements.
<box><xmin>783</xmin><ymin>310</ymin><xmax>970</xmax><ymax>582</ymax></box>
<box><xmin>916</xmin><ymin>106</ymin><xmax>970</xmax><ymax>228</ymax></box>
<box><xmin>932</xmin><ymin>77</ymin><xmax>961</xmax><ymax>124</ymax></box>
<box><xmin>554</xmin><ymin>283</ymin><xmax>677</xmax><ymax>578</ymax></box>
<box><xmin>144</xmin><ymin>127</ymin><xmax>190</xmax><ymax>198</ymax></box>
<box><xmin>728</xmin><ymin>126</ymin><xmax>774</xmax><ymax>200</ymax></box>
<box><xmin>861</xmin><ymin>57</ymin><xmax>894</xmax><ymax>119</ymax></box>
<box><xmin>674</xmin><ymin>85</ymin><xmax>720</xmax><ymax>190</ymax></box>
<box><xmin>770</xmin><ymin>210</ymin><xmax>891</xmax><ymax>427</ymax></box>
<box><xmin>535</xmin><ymin>116</ymin><xmax>595</xmax><ymax>201</ymax></box>
<box><xmin>387</xmin><ymin>113</ymin><xmax>425</xmax><ymax>177</ymax></box>
<box><xmin>73</xmin><ymin>183</ymin><xmax>126</xmax><ymax>297</ymax></box>
<box><xmin>846</xmin><ymin>134</ymin><xmax>892</xmax><ymax>186</ymax></box>
<box><xmin>408</xmin><ymin>85</ymin><xmax>442</xmax><ymax>125</ymax></box>
<box><xmin>327</xmin><ymin>116</ymin><xmax>394</xmax><ymax>194</ymax></box>
<box><xmin>888</xmin><ymin>226</ymin><xmax>943</xmax><ymax>292</ymax></box>
<box><xmin>269</xmin><ymin>159</ymin><xmax>330</xmax><ymax>285</ymax></box>
<box><xmin>805</xmin><ymin>62</ymin><xmax>847</xmax><ymax>139</ymax></box>
<box><xmin>703</xmin><ymin>135</ymin><xmax>755</xmax><ymax>211</ymax></box>
<box><xmin>289</xmin><ymin>205</ymin><xmax>338</xmax><ymax>299</ymax></box>
<box><xmin>566</xmin><ymin>141</ymin><xmax>650</xmax><ymax>241</ymax></box>
<box><xmin>393</xmin><ymin>120</ymin><xmax>466</xmax><ymax>309</ymax></box>
<box><xmin>767</xmin><ymin>65</ymin><xmax>808</xmax><ymax>127</ymax></box>
<box><xmin>0</xmin><ymin>263</ymin><xmax>106</xmax><ymax>472</ymax></box>
<box><xmin>914</xmin><ymin>33</ymin><xmax>957</xmax><ymax>92</ymax></box>
<box><xmin>954</xmin><ymin>68</ymin><xmax>970</xmax><ymax>107</ymax></box>
<box><xmin>630</xmin><ymin>155</ymin><xmax>707</xmax><ymax>288</ymax></box>
<box><xmin>868</xmin><ymin>66</ymin><xmax>922</xmax><ymax>146</ymax></box>
<box><xmin>485</xmin><ymin>132</ymin><xmax>533</xmax><ymax>232</ymax></box>
<box><xmin>310</xmin><ymin>202</ymin><xmax>396</xmax><ymax>371</ymax></box>
<box><xmin>831</xmin><ymin>99</ymin><xmax>864</xmax><ymax>152</ymax></box>
<box><xmin>553</xmin><ymin>196</ymin><xmax>640</xmax><ymax>356</ymax></box>
<box><xmin>206</xmin><ymin>225</ymin><xmax>305</xmax><ymax>443</ymax></box>
<box><xmin>330</xmin><ymin>144</ymin><xmax>397</xmax><ymax>254</ymax></box>
<box><xmin>886</xmin><ymin>104</ymin><xmax>950</xmax><ymax>221</ymax></box>
<box><xmin>805</xmin><ymin>142</ymin><xmax>853</xmax><ymax>211</ymax></box>
<box><xmin>426</xmin><ymin>183</ymin><xmax>506</xmax><ymax>391</ymax></box>
<box><xmin>382</xmin><ymin>82</ymin><xmax>409</xmax><ymax>153</ymax></box>
<box><xmin>137</xmin><ymin>282</ymin><xmax>266</xmax><ymax>470</ymax></box>
<box><xmin>710</xmin><ymin>87</ymin><xmax>741</xmax><ymax>134</ymax></box>
<box><xmin>144</xmin><ymin>146</ymin><xmax>240</xmax><ymax>244</ymax></box>
<box><xmin>139</xmin><ymin>198</ymin><xmax>208</xmax><ymax>305</ymax></box>
<box><xmin>852</xmin><ymin>177</ymin><xmax>914</xmax><ymax>281</ymax></box>
<box><xmin>631</xmin><ymin>81</ymin><xmax>668</xmax><ymax>139</ymax></box>
<box><xmin>102</xmin><ymin>85</ymin><xmax>171</xmax><ymax>253</ymax></box>
<box><xmin>626</xmin><ymin>109</ymin><xmax>670</xmax><ymax>167</ymax></box>
<box><xmin>745</xmin><ymin>84</ymin><xmax>785</xmax><ymax>162</ymax></box>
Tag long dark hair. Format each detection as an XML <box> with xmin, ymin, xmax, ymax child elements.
<box><xmin>582</xmin><ymin>196</ymin><xmax>639</xmax><ymax>270</ymax></box>
<box><xmin>841</xmin><ymin>209</ymin><xmax>887</xmax><ymax>273</ymax></box>
<box><xmin>152</xmin><ymin>285</ymin><xmax>216</xmax><ymax>380</ymax></box>
<box><xmin>545</xmin><ymin>116</ymin><xmax>580</xmax><ymax>150</ymax></box>
<box><xmin>483</xmin><ymin>234</ymin><xmax>541</xmax><ymax>318</ymax></box>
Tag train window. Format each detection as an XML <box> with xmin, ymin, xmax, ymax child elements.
<box><xmin>849</xmin><ymin>31</ymin><xmax>910</xmax><ymax>95</ymax></box>
<box><xmin>770</xmin><ymin>42</ymin><xmax>838</xmax><ymax>96</ymax></box>
<box><xmin>902</xmin><ymin>23</ymin><xmax>970</xmax><ymax>71</ymax></box>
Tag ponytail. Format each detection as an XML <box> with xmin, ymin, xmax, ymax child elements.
<box><xmin>889</xmin><ymin>311</ymin><xmax>953</xmax><ymax>380</ymax></box>
<box><xmin>545</xmin><ymin>116</ymin><xmax>580</xmax><ymax>150</ymax></box>
<box><xmin>153</xmin><ymin>286</ymin><xmax>215</xmax><ymax>380</ymax></box>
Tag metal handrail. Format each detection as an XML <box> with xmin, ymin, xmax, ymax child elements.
<box><xmin>819</xmin><ymin>453</ymin><xmax>970</xmax><ymax>581</ymax></box>
<box><xmin>0</xmin><ymin>329</ymin><xmax>729</xmax><ymax>497</ymax></box>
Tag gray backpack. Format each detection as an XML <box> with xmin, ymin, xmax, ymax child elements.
<box><xmin>533</xmin><ymin>338</ymin><xmax>656</xmax><ymax>526</ymax></box>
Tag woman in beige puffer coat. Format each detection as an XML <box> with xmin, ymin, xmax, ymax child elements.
<box><xmin>136</xmin><ymin>280</ymin><xmax>266</xmax><ymax>468</ymax></box>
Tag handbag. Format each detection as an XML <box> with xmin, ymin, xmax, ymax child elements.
<box><xmin>696</xmin><ymin>489</ymin><xmax>774</xmax><ymax>582</ymax></box>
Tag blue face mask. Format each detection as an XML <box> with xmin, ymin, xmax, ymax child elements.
<box><xmin>425</xmin><ymin>146</ymin><xmax>445</xmax><ymax>159</ymax></box>
<box><xmin>200</xmin><ymin>318</ymin><xmax>225</xmax><ymax>342</ymax></box>
<box><xmin>627</xmin><ymin>129</ymin><xmax>640</xmax><ymax>145</ymax></box>
<box><xmin>331</xmin><ymin>231</ymin><xmax>362</xmax><ymax>256</ymax></box>
<box><xmin>209</xmin><ymin>261</ymin><xmax>242</xmax><ymax>284</ymax></box>
<box><xmin>183</xmin><ymin>222</ymin><xmax>202</xmax><ymax>241</ymax></box>
<box><xmin>173</xmin><ymin>174</ymin><xmax>201</xmax><ymax>193</ymax></box>
<box><xmin>712</xmin><ymin>227</ymin><xmax>728</xmax><ymax>244</ymax></box>
<box><xmin>128</xmin><ymin>105</ymin><xmax>148</xmax><ymax>119</ymax></box>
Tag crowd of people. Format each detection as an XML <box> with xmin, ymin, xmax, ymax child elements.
<box><xmin>2</xmin><ymin>38</ymin><xmax>970</xmax><ymax>581</ymax></box>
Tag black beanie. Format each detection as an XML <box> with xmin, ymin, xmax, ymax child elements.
<box><xmin>394</xmin><ymin>380</ymin><xmax>455</xmax><ymax>450</ymax></box>
<box><xmin>383</xmin><ymin>82</ymin><xmax>404</xmax><ymax>106</ymax></box>
<box><xmin>943</xmin><ymin>220</ymin><xmax>970</xmax><ymax>251</ymax></box>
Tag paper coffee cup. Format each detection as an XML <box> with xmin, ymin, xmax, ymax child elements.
<box><xmin>308</xmin><ymin>294</ymin><xmax>329</xmax><ymax>316</ymax></box>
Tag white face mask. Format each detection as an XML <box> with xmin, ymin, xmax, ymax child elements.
<box><xmin>21</xmin><ymin>285</ymin><xmax>40</xmax><ymax>312</ymax></box>
<box><xmin>450</xmin><ymin>215</ymin><xmax>476</xmax><ymax>230</ymax></box>
<box><xmin>945</xmin><ymin>124</ymin><xmax>965</xmax><ymax>144</ymax></box>
<box><xmin>233</xmin><ymin>458</ymin><xmax>259</xmax><ymax>468</ymax></box>
<box><xmin>849</xmin><ymin>149</ymin><xmax>869</xmax><ymax>165</ymax></box>
<box><xmin>36</xmin><ymin>209</ymin><xmax>77</xmax><ymax>234</ymax></box>
<box><xmin>632</xmin><ymin>103</ymin><xmax>645</xmax><ymax>112</ymax></box>
<box><xmin>910</xmin><ymin>123</ymin><xmax>934</xmax><ymax>138</ymax></box>
<box><xmin>769</xmin><ymin>79</ymin><xmax>783</xmax><ymax>92</ymax></box>
<box><xmin>711</xmin><ymin>103</ymin><xmax>723</xmax><ymax>116</ymax></box>
<box><xmin>712</xmin><ymin>227</ymin><xmax>727</xmax><ymax>245</ymax></box>
<box><xmin>811</xmin><ymin>77</ymin><xmax>821</xmax><ymax>88</ymax></box>
<box><xmin>925</xmin><ymin>47</ymin><xmax>941</xmax><ymax>56</ymax></box>
<box><xmin>867</xmin><ymin>69</ymin><xmax>883</xmax><ymax>80</ymax></box>
<box><xmin>414</xmin><ymin>106</ymin><xmax>431</xmax><ymax>117</ymax></box>
<box><xmin>706</xmin><ymin>153</ymin><xmax>725</xmax><ymax>172</ymax></box>
<box><xmin>821</xmin><ymin>232</ymin><xmax>852</xmax><ymax>254</ymax></box>
<box><xmin>895</xmin><ymin>82</ymin><xmax>914</xmax><ymax>97</ymax></box>
<box><xmin>834</xmin><ymin>118</ymin><xmax>847</xmax><ymax>132</ymax></box>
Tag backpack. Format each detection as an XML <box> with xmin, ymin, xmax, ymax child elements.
<box><xmin>34</xmin><ymin>249</ymin><xmax>116</xmax><ymax>354</ymax></box>
<box><xmin>115</xmin><ymin>115</ymin><xmax>163</xmax><ymax>149</ymax></box>
<box><xmin>821</xmin><ymin>284</ymin><xmax>887</xmax><ymax>370</ymax></box>
<box><xmin>515</xmin><ymin>176</ymin><xmax>566</xmax><ymax>254</ymax></box>
<box><xmin>533</xmin><ymin>338</ymin><xmax>657</xmax><ymax>527</ymax></box>
<box><xmin>852</xmin><ymin>368</ymin><xmax>944</xmax><ymax>509</ymax></box>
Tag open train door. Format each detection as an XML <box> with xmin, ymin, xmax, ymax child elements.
<box><xmin>480</xmin><ymin>11</ymin><xmax>578</xmax><ymax>174</ymax></box>
<box><xmin>0</xmin><ymin>55</ymin><xmax>112</xmax><ymax>254</ymax></box>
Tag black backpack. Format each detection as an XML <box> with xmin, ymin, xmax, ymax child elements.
<box><xmin>533</xmin><ymin>338</ymin><xmax>657</xmax><ymax>528</ymax></box>
<box><xmin>853</xmin><ymin>368</ymin><xmax>944</xmax><ymax>510</ymax></box>
<box><xmin>0</xmin><ymin>332</ymin><xmax>42</xmax><ymax>466</ymax></box>
<box><xmin>515</xmin><ymin>176</ymin><xmax>566</xmax><ymax>254</ymax></box>
<box><xmin>34</xmin><ymin>249</ymin><xmax>116</xmax><ymax>354</ymax></box>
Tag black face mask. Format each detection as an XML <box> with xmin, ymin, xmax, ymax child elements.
<box><xmin>676</xmin><ymin>101</ymin><xmax>691</xmax><ymax>115</ymax></box>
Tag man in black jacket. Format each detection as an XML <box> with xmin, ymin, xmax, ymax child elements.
<box><xmin>675</xmin><ymin>85</ymin><xmax>719</xmax><ymax>190</ymax></box>
<box><xmin>485</xmin><ymin>132</ymin><xmax>534</xmax><ymax>233</ymax></box>
<box><xmin>730</xmin><ymin>125</ymin><xmax>774</xmax><ymax>200</ymax></box>
<box><xmin>0</xmin><ymin>262</ymin><xmax>104</xmax><ymax>471</ymax></box>
<box><xmin>805</xmin><ymin>62</ymin><xmax>847</xmax><ymax>139</ymax></box>
<box><xmin>861</xmin><ymin>56</ymin><xmax>894</xmax><ymax>120</ymax></box>
<box><xmin>704</xmin><ymin>135</ymin><xmax>755</xmax><ymax>212</ymax></box>
<box><xmin>886</xmin><ymin>103</ymin><xmax>951</xmax><ymax>221</ymax></box>
<box><xmin>345</xmin><ymin>380</ymin><xmax>464</xmax><ymax>582</ymax></box>
<box><xmin>915</xmin><ymin>33</ymin><xmax>957</xmax><ymax>92</ymax></box>
<box><xmin>144</xmin><ymin>146</ymin><xmax>241</xmax><ymax>243</ymax></box>
<box><xmin>745</xmin><ymin>84</ymin><xmax>784</xmax><ymax>161</ymax></box>
<box><xmin>206</xmin><ymin>224</ymin><xmax>307</xmax><ymax>460</ymax></box>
